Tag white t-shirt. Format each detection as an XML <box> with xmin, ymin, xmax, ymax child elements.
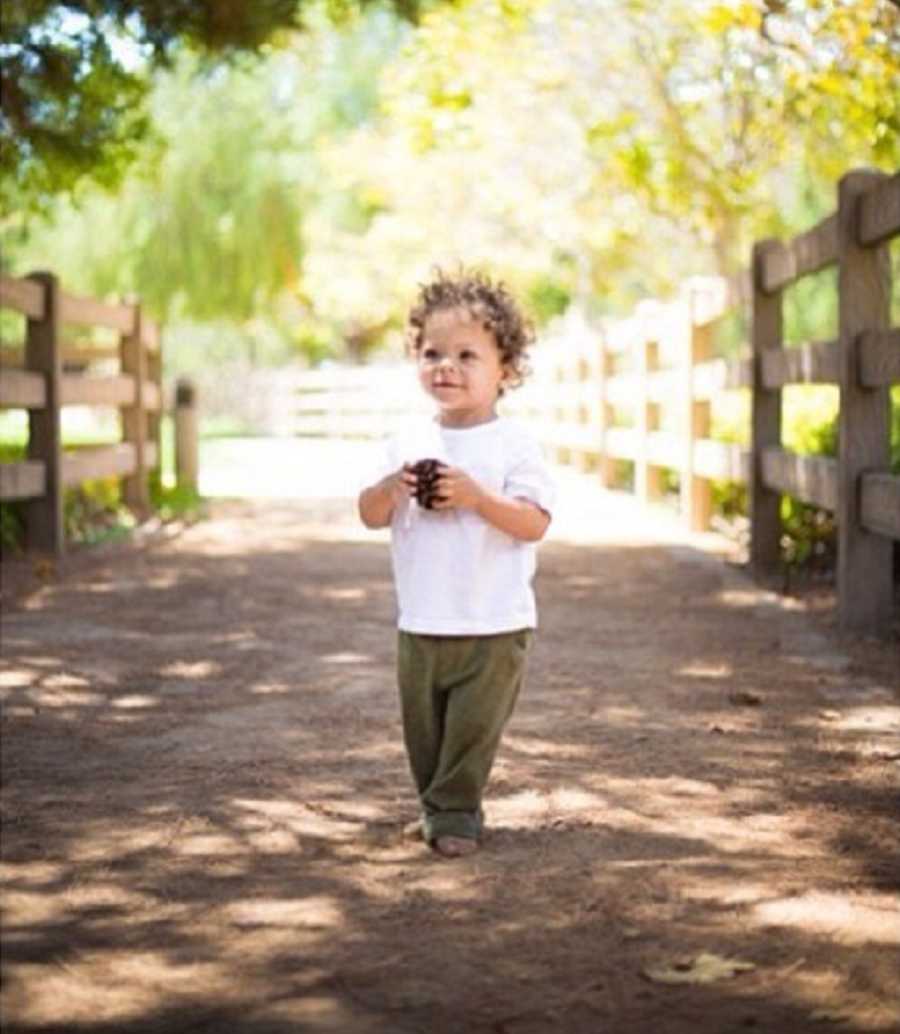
<box><xmin>377</xmin><ymin>416</ymin><xmax>556</xmax><ymax>636</ymax></box>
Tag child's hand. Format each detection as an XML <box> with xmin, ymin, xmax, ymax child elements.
<box><xmin>431</xmin><ymin>465</ymin><xmax>485</xmax><ymax>511</ymax></box>
<box><xmin>428</xmin><ymin>467</ymin><xmax>551</xmax><ymax>541</ymax></box>
<box><xmin>358</xmin><ymin>465</ymin><xmax>417</xmax><ymax>529</ymax></box>
<box><xmin>392</xmin><ymin>465</ymin><xmax>418</xmax><ymax>504</ymax></box>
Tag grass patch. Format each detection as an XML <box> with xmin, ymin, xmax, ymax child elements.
<box><xmin>0</xmin><ymin>414</ymin><xmax>201</xmax><ymax>552</ymax></box>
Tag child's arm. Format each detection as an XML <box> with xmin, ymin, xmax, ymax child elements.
<box><xmin>432</xmin><ymin>467</ymin><xmax>551</xmax><ymax>542</ymax></box>
<box><xmin>358</xmin><ymin>467</ymin><xmax>417</xmax><ymax>529</ymax></box>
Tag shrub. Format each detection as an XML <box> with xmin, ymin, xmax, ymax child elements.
<box><xmin>711</xmin><ymin>385</ymin><xmax>899</xmax><ymax>578</ymax></box>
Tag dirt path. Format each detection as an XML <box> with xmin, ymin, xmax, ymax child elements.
<box><xmin>2</xmin><ymin>453</ymin><xmax>899</xmax><ymax>1034</ymax></box>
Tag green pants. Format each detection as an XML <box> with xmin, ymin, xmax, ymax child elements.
<box><xmin>397</xmin><ymin>629</ymin><xmax>532</xmax><ymax>842</ymax></box>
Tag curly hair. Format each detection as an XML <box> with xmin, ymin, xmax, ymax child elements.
<box><xmin>407</xmin><ymin>268</ymin><xmax>534</xmax><ymax>392</ymax></box>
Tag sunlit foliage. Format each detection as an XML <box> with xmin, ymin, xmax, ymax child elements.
<box><xmin>0</xmin><ymin>0</ymin><xmax>435</xmax><ymax>214</ymax></box>
<box><xmin>3</xmin><ymin>0</ymin><xmax>897</xmax><ymax>364</ymax></box>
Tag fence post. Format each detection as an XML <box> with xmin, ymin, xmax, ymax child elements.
<box><xmin>24</xmin><ymin>271</ymin><xmax>63</xmax><ymax>554</ymax></box>
<box><xmin>637</xmin><ymin>302</ymin><xmax>662</xmax><ymax>506</ymax></box>
<box><xmin>175</xmin><ymin>378</ymin><xmax>199</xmax><ymax>494</ymax></box>
<box><xmin>146</xmin><ymin>330</ymin><xmax>163</xmax><ymax>496</ymax></box>
<box><xmin>120</xmin><ymin>303</ymin><xmax>148</xmax><ymax>514</ymax></box>
<box><xmin>576</xmin><ymin>349</ymin><xmax>592</xmax><ymax>472</ymax></box>
<box><xmin>836</xmin><ymin>169</ymin><xmax>892</xmax><ymax>635</ymax></box>
<box><xmin>681</xmin><ymin>290</ymin><xmax>713</xmax><ymax>531</ymax></box>
<box><xmin>750</xmin><ymin>240</ymin><xmax>784</xmax><ymax>578</ymax></box>
<box><xmin>597</xmin><ymin>330</ymin><xmax>615</xmax><ymax>489</ymax></box>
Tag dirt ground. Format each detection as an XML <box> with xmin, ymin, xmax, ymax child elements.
<box><xmin>1</xmin><ymin>456</ymin><xmax>899</xmax><ymax>1034</ymax></box>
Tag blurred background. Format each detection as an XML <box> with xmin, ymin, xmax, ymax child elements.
<box><xmin>1</xmin><ymin>0</ymin><xmax>898</xmax><ymax>546</ymax></box>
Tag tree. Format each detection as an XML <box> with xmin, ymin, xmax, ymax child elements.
<box><xmin>298</xmin><ymin>0</ymin><xmax>621</xmax><ymax>351</ymax></box>
<box><xmin>7</xmin><ymin>0</ymin><xmax>895</xmax><ymax>365</ymax></box>
<box><xmin>621</xmin><ymin>0</ymin><xmax>898</xmax><ymax>273</ymax></box>
<box><xmin>296</xmin><ymin>0</ymin><xmax>756</xmax><ymax>344</ymax></box>
<box><xmin>0</xmin><ymin>0</ymin><xmax>432</xmax><ymax>214</ymax></box>
<box><xmin>759</xmin><ymin>0</ymin><xmax>900</xmax><ymax>172</ymax></box>
<box><xmin>6</xmin><ymin>6</ymin><xmax>408</xmax><ymax>371</ymax></box>
<box><xmin>308</xmin><ymin>0</ymin><xmax>898</xmax><ymax>331</ymax></box>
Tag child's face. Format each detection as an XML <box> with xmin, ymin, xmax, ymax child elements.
<box><xmin>417</xmin><ymin>307</ymin><xmax>508</xmax><ymax>428</ymax></box>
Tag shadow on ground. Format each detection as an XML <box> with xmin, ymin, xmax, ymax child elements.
<box><xmin>1</xmin><ymin>498</ymin><xmax>898</xmax><ymax>1034</ymax></box>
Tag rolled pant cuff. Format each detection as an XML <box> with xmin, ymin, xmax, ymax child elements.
<box><xmin>422</xmin><ymin>808</ymin><xmax>483</xmax><ymax>843</ymax></box>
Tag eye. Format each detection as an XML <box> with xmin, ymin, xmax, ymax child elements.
<box><xmin>421</xmin><ymin>347</ymin><xmax>440</xmax><ymax>361</ymax></box>
<box><xmin>460</xmin><ymin>350</ymin><xmax>478</xmax><ymax>362</ymax></box>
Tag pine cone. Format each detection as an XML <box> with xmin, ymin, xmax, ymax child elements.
<box><xmin>410</xmin><ymin>458</ymin><xmax>446</xmax><ymax>509</ymax></box>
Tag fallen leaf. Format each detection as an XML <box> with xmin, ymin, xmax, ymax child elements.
<box><xmin>643</xmin><ymin>952</ymin><xmax>756</xmax><ymax>985</ymax></box>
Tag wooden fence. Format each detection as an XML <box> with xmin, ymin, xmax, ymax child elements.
<box><xmin>294</xmin><ymin>363</ymin><xmax>429</xmax><ymax>439</ymax></box>
<box><xmin>293</xmin><ymin>168</ymin><xmax>899</xmax><ymax>636</ymax></box>
<box><xmin>505</xmin><ymin>169</ymin><xmax>899</xmax><ymax>635</ymax></box>
<box><xmin>0</xmin><ymin>270</ymin><xmax>163</xmax><ymax>554</ymax></box>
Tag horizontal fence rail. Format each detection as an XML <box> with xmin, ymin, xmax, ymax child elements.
<box><xmin>0</xmin><ymin>443</ymin><xmax>160</xmax><ymax>499</ymax></box>
<box><xmin>0</xmin><ymin>271</ymin><xmax>163</xmax><ymax>554</ymax></box>
<box><xmin>294</xmin><ymin>365</ymin><xmax>430</xmax><ymax>440</ymax></box>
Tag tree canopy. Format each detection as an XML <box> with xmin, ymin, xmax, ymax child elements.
<box><xmin>3</xmin><ymin>0</ymin><xmax>897</xmax><ymax>367</ymax></box>
<box><xmin>300</xmin><ymin>0</ymin><xmax>898</xmax><ymax>336</ymax></box>
<box><xmin>0</xmin><ymin>0</ymin><xmax>431</xmax><ymax>212</ymax></box>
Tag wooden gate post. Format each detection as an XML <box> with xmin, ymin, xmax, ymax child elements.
<box><xmin>750</xmin><ymin>240</ymin><xmax>784</xmax><ymax>578</ymax></box>
<box><xmin>175</xmin><ymin>379</ymin><xmax>199</xmax><ymax>494</ymax></box>
<box><xmin>120</xmin><ymin>303</ymin><xmax>149</xmax><ymax>514</ymax></box>
<box><xmin>146</xmin><ymin>332</ymin><xmax>163</xmax><ymax>495</ymax></box>
<box><xmin>836</xmin><ymin>169</ymin><xmax>892</xmax><ymax>634</ymax></box>
<box><xmin>24</xmin><ymin>271</ymin><xmax>63</xmax><ymax>554</ymax></box>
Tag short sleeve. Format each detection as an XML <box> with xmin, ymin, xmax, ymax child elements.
<box><xmin>375</xmin><ymin>436</ymin><xmax>396</xmax><ymax>479</ymax></box>
<box><xmin>504</xmin><ymin>429</ymin><xmax>556</xmax><ymax>514</ymax></box>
